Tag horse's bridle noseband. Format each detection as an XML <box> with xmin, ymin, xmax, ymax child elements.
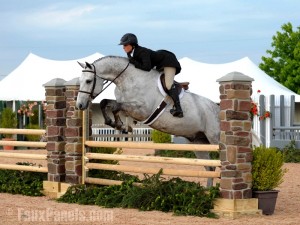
<box><xmin>78</xmin><ymin>62</ymin><xmax>129</xmax><ymax>100</ymax></box>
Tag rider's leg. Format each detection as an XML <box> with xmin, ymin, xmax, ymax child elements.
<box><xmin>164</xmin><ymin>67</ymin><xmax>183</xmax><ymax>118</ymax></box>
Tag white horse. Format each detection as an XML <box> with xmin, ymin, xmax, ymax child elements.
<box><xmin>76</xmin><ymin>56</ymin><xmax>220</xmax><ymax>187</ymax></box>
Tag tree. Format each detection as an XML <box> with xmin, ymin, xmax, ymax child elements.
<box><xmin>259</xmin><ymin>22</ymin><xmax>300</xmax><ymax>94</ymax></box>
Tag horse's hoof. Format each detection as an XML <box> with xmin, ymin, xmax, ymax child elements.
<box><xmin>105</xmin><ymin>119</ymin><xmax>113</xmax><ymax>126</ymax></box>
<box><xmin>115</xmin><ymin>122</ymin><xmax>123</xmax><ymax>130</ymax></box>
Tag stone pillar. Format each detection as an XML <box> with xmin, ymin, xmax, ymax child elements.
<box><xmin>213</xmin><ymin>72</ymin><xmax>261</xmax><ymax>218</ymax></box>
<box><xmin>64</xmin><ymin>78</ymin><xmax>83</xmax><ymax>184</ymax></box>
<box><xmin>43</xmin><ymin>78</ymin><xmax>67</xmax><ymax>182</ymax></box>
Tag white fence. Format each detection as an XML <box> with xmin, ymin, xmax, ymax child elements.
<box><xmin>252</xmin><ymin>94</ymin><xmax>300</xmax><ymax>148</ymax></box>
<box><xmin>91</xmin><ymin>125</ymin><xmax>152</xmax><ymax>142</ymax></box>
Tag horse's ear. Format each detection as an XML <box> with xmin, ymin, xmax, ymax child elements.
<box><xmin>78</xmin><ymin>61</ymin><xmax>85</xmax><ymax>68</ymax></box>
<box><xmin>85</xmin><ymin>62</ymin><xmax>92</xmax><ymax>69</ymax></box>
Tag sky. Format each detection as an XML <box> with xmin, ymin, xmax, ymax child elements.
<box><xmin>0</xmin><ymin>0</ymin><xmax>300</xmax><ymax>79</ymax></box>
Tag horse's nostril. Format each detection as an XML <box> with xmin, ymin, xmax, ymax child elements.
<box><xmin>76</xmin><ymin>103</ymin><xmax>82</xmax><ymax>110</ymax></box>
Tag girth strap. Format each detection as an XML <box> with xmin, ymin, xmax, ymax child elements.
<box><xmin>142</xmin><ymin>99</ymin><xmax>168</xmax><ymax>125</ymax></box>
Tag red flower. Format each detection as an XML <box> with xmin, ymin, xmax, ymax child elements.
<box><xmin>250</xmin><ymin>102</ymin><xmax>258</xmax><ymax>117</ymax></box>
<box><xmin>259</xmin><ymin>111</ymin><xmax>271</xmax><ymax>120</ymax></box>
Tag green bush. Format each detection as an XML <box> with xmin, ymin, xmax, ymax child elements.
<box><xmin>58</xmin><ymin>171</ymin><xmax>220</xmax><ymax>218</ymax></box>
<box><xmin>0</xmin><ymin>162</ymin><xmax>47</xmax><ymax>196</ymax></box>
<box><xmin>0</xmin><ymin>108</ymin><xmax>17</xmax><ymax>138</ymax></box>
<box><xmin>151</xmin><ymin>130</ymin><xmax>171</xmax><ymax>143</ymax></box>
<box><xmin>282</xmin><ymin>140</ymin><xmax>300</xmax><ymax>163</ymax></box>
<box><xmin>252</xmin><ymin>146</ymin><xmax>287</xmax><ymax>191</ymax></box>
<box><xmin>25</xmin><ymin>124</ymin><xmax>42</xmax><ymax>141</ymax></box>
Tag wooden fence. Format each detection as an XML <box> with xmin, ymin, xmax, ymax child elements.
<box><xmin>0</xmin><ymin>128</ymin><xmax>47</xmax><ymax>173</ymax></box>
<box><xmin>82</xmin><ymin>111</ymin><xmax>221</xmax><ymax>186</ymax></box>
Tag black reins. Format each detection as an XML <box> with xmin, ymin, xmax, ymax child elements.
<box><xmin>78</xmin><ymin>62</ymin><xmax>130</xmax><ymax>100</ymax></box>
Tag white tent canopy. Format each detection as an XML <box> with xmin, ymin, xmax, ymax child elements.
<box><xmin>0</xmin><ymin>53</ymin><xmax>104</xmax><ymax>101</ymax></box>
<box><xmin>175</xmin><ymin>57</ymin><xmax>300</xmax><ymax>103</ymax></box>
<box><xmin>0</xmin><ymin>53</ymin><xmax>299</xmax><ymax>103</ymax></box>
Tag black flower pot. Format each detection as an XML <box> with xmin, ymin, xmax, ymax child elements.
<box><xmin>252</xmin><ymin>190</ymin><xmax>279</xmax><ymax>215</ymax></box>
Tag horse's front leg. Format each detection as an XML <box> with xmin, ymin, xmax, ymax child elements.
<box><xmin>99</xmin><ymin>99</ymin><xmax>123</xmax><ymax>129</ymax></box>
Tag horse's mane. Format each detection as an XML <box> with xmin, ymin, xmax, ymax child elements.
<box><xmin>93</xmin><ymin>55</ymin><xmax>127</xmax><ymax>64</ymax></box>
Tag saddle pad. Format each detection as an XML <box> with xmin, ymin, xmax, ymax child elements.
<box><xmin>157</xmin><ymin>75</ymin><xmax>185</xmax><ymax>99</ymax></box>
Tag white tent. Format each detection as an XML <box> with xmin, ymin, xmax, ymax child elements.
<box><xmin>175</xmin><ymin>57</ymin><xmax>300</xmax><ymax>103</ymax></box>
<box><xmin>0</xmin><ymin>53</ymin><xmax>104</xmax><ymax>101</ymax></box>
<box><xmin>0</xmin><ymin>53</ymin><xmax>299</xmax><ymax>103</ymax></box>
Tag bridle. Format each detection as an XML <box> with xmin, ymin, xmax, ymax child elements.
<box><xmin>78</xmin><ymin>62</ymin><xmax>129</xmax><ymax>100</ymax></box>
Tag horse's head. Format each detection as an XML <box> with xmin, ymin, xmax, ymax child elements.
<box><xmin>76</xmin><ymin>61</ymin><xmax>104</xmax><ymax>110</ymax></box>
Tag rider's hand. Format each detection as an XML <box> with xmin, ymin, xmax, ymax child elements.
<box><xmin>128</xmin><ymin>57</ymin><xmax>136</xmax><ymax>64</ymax></box>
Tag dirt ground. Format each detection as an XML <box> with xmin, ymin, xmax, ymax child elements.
<box><xmin>0</xmin><ymin>148</ymin><xmax>299</xmax><ymax>225</ymax></box>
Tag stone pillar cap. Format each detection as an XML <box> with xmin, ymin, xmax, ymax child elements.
<box><xmin>216</xmin><ymin>71</ymin><xmax>254</xmax><ymax>82</ymax></box>
<box><xmin>43</xmin><ymin>78</ymin><xmax>66</xmax><ymax>87</ymax></box>
<box><xmin>65</xmin><ymin>77</ymin><xmax>80</xmax><ymax>86</ymax></box>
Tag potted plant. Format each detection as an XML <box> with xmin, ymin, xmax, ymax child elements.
<box><xmin>252</xmin><ymin>145</ymin><xmax>287</xmax><ymax>215</ymax></box>
<box><xmin>0</xmin><ymin>108</ymin><xmax>18</xmax><ymax>150</ymax></box>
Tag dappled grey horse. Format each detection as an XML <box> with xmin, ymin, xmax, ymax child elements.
<box><xmin>76</xmin><ymin>56</ymin><xmax>220</xmax><ymax>187</ymax></box>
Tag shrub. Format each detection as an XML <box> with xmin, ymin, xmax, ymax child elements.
<box><xmin>0</xmin><ymin>162</ymin><xmax>46</xmax><ymax>196</ymax></box>
<box><xmin>282</xmin><ymin>140</ymin><xmax>300</xmax><ymax>163</ymax></box>
<box><xmin>0</xmin><ymin>108</ymin><xmax>17</xmax><ymax>138</ymax></box>
<box><xmin>252</xmin><ymin>146</ymin><xmax>287</xmax><ymax>191</ymax></box>
<box><xmin>25</xmin><ymin>124</ymin><xmax>42</xmax><ymax>141</ymax></box>
<box><xmin>58</xmin><ymin>171</ymin><xmax>220</xmax><ymax>218</ymax></box>
<box><xmin>151</xmin><ymin>130</ymin><xmax>171</xmax><ymax>143</ymax></box>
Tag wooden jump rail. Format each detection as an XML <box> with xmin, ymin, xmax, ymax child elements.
<box><xmin>0</xmin><ymin>128</ymin><xmax>46</xmax><ymax>148</ymax></box>
<box><xmin>81</xmin><ymin>110</ymin><xmax>221</xmax><ymax>186</ymax></box>
<box><xmin>85</xmin><ymin>141</ymin><xmax>219</xmax><ymax>152</ymax></box>
<box><xmin>83</xmin><ymin>140</ymin><xmax>221</xmax><ymax>186</ymax></box>
<box><xmin>0</xmin><ymin>141</ymin><xmax>46</xmax><ymax>148</ymax></box>
<box><xmin>0</xmin><ymin>128</ymin><xmax>46</xmax><ymax>135</ymax></box>
<box><xmin>0</xmin><ymin>152</ymin><xmax>47</xmax><ymax>160</ymax></box>
<box><xmin>86</xmin><ymin>163</ymin><xmax>220</xmax><ymax>178</ymax></box>
<box><xmin>86</xmin><ymin>152</ymin><xmax>221</xmax><ymax>167</ymax></box>
<box><xmin>0</xmin><ymin>151</ymin><xmax>48</xmax><ymax>173</ymax></box>
<box><xmin>0</xmin><ymin>128</ymin><xmax>48</xmax><ymax>173</ymax></box>
<box><xmin>0</xmin><ymin>164</ymin><xmax>47</xmax><ymax>173</ymax></box>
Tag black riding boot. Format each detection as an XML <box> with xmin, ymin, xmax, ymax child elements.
<box><xmin>168</xmin><ymin>84</ymin><xmax>183</xmax><ymax>118</ymax></box>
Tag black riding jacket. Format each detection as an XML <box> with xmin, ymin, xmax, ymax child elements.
<box><xmin>128</xmin><ymin>45</ymin><xmax>181</xmax><ymax>74</ymax></box>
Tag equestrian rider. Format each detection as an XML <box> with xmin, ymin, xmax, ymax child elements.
<box><xmin>119</xmin><ymin>33</ymin><xmax>183</xmax><ymax>118</ymax></box>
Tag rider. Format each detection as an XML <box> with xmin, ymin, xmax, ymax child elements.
<box><xmin>119</xmin><ymin>33</ymin><xmax>183</xmax><ymax>118</ymax></box>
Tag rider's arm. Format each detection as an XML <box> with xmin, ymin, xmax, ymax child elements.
<box><xmin>130</xmin><ymin>48</ymin><xmax>152</xmax><ymax>71</ymax></box>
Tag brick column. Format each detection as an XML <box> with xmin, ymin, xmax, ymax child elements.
<box><xmin>43</xmin><ymin>78</ymin><xmax>67</xmax><ymax>182</ymax></box>
<box><xmin>64</xmin><ymin>78</ymin><xmax>83</xmax><ymax>184</ymax></box>
<box><xmin>213</xmin><ymin>72</ymin><xmax>261</xmax><ymax>218</ymax></box>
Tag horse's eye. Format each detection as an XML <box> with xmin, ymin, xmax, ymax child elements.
<box><xmin>86</xmin><ymin>80</ymin><xmax>92</xmax><ymax>84</ymax></box>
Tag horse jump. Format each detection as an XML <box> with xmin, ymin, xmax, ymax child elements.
<box><xmin>76</xmin><ymin>56</ymin><xmax>220</xmax><ymax>187</ymax></box>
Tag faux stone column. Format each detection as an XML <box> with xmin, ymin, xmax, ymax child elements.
<box><xmin>213</xmin><ymin>72</ymin><xmax>261</xmax><ymax>218</ymax></box>
<box><xmin>64</xmin><ymin>78</ymin><xmax>83</xmax><ymax>184</ymax></box>
<box><xmin>43</xmin><ymin>78</ymin><xmax>67</xmax><ymax>182</ymax></box>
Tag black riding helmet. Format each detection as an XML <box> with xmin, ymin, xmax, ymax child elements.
<box><xmin>119</xmin><ymin>33</ymin><xmax>138</xmax><ymax>46</ymax></box>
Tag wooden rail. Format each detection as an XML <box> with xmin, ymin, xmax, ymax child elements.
<box><xmin>86</xmin><ymin>152</ymin><xmax>221</xmax><ymax>167</ymax></box>
<box><xmin>0</xmin><ymin>128</ymin><xmax>45</xmax><ymax>135</ymax></box>
<box><xmin>85</xmin><ymin>141</ymin><xmax>219</xmax><ymax>152</ymax></box>
<box><xmin>0</xmin><ymin>164</ymin><xmax>48</xmax><ymax>173</ymax></box>
<box><xmin>0</xmin><ymin>152</ymin><xmax>47</xmax><ymax>160</ymax></box>
<box><xmin>86</xmin><ymin>163</ymin><xmax>220</xmax><ymax>178</ymax></box>
<box><xmin>0</xmin><ymin>141</ymin><xmax>46</xmax><ymax>148</ymax></box>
